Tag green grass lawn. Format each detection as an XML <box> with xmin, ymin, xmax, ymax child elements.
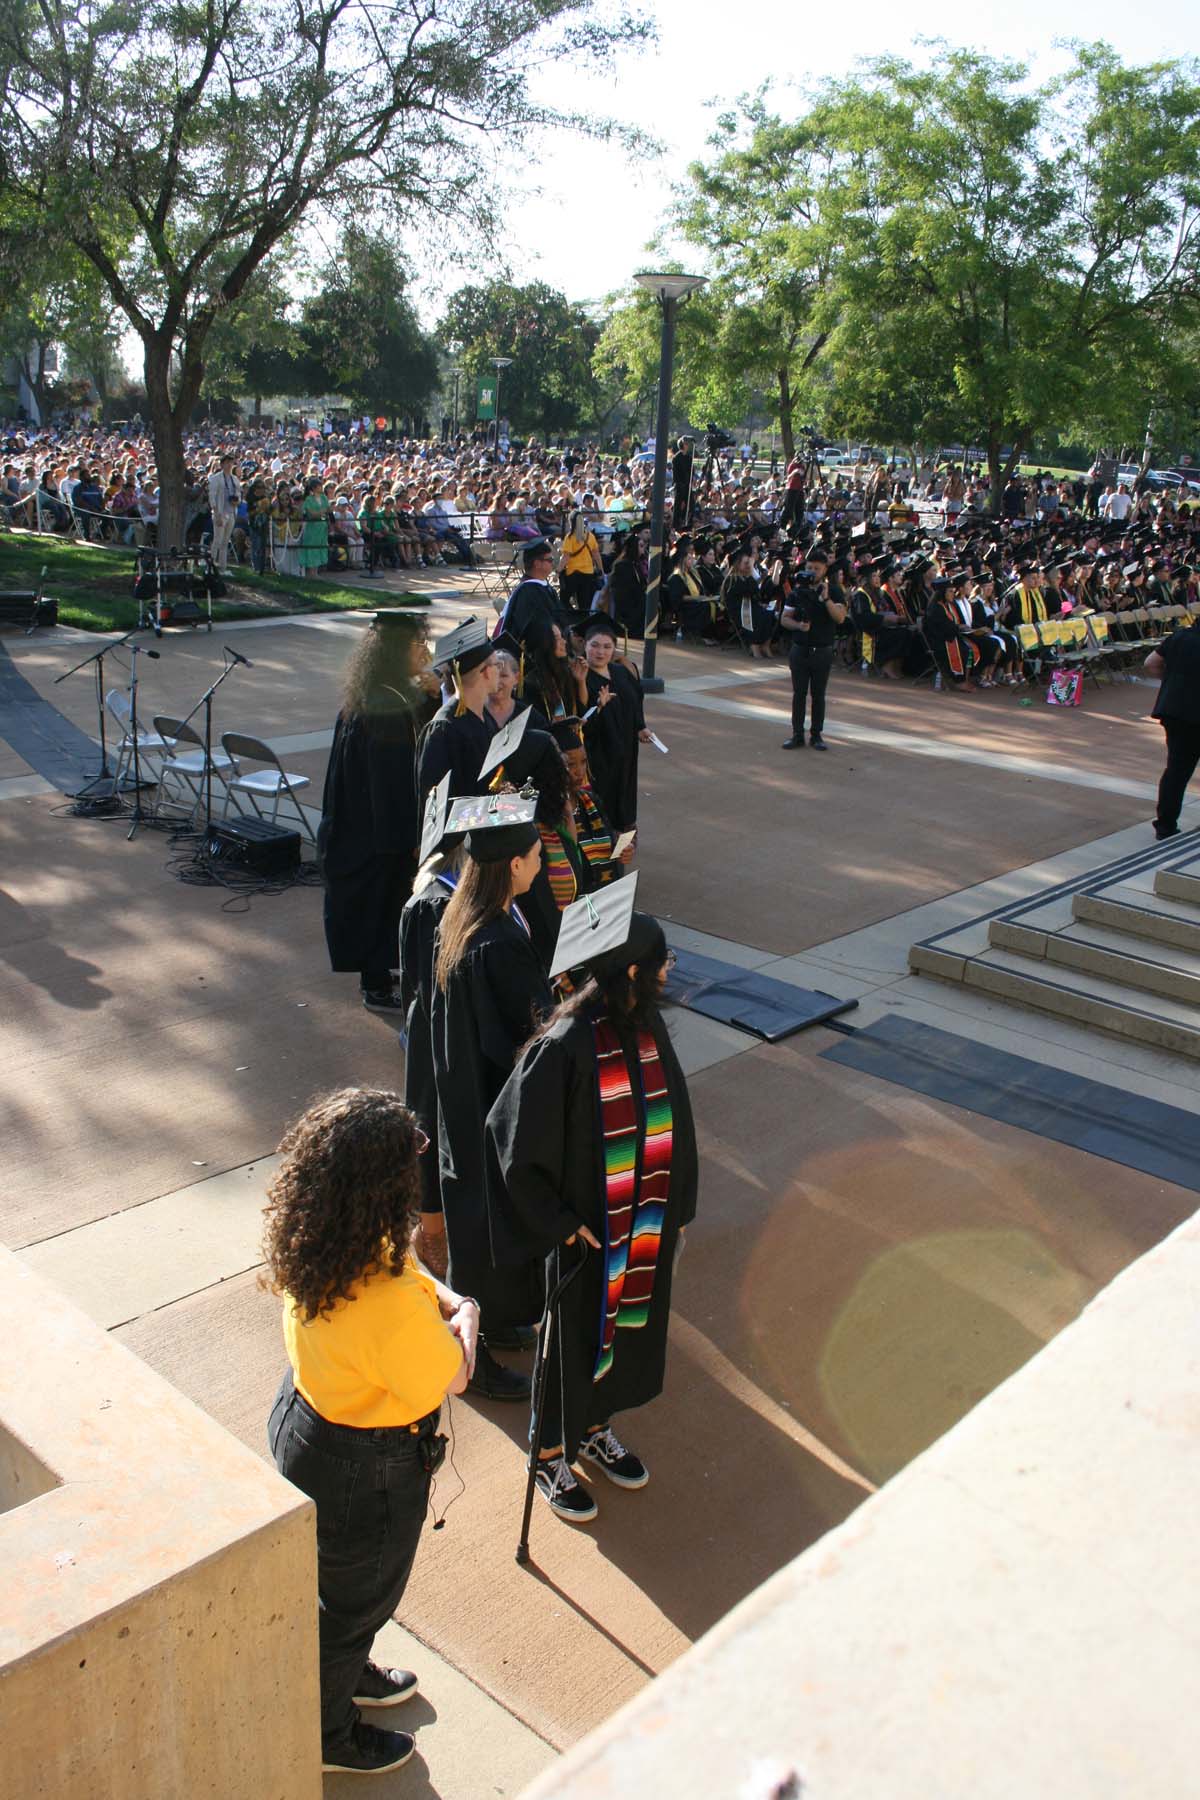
<box><xmin>0</xmin><ymin>531</ymin><xmax>390</xmax><ymax>632</ymax></box>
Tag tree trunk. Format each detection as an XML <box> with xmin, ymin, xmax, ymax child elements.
<box><xmin>986</xmin><ymin>433</ymin><xmax>1004</xmax><ymax>515</ymax></box>
<box><xmin>777</xmin><ymin>367</ymin><xmax>795</xmax><ymax>463</ymax></box>
<box><xmin>144</xmin><ymin>339</ymin><xmax>189</xmax><ymax>553</ymax></box>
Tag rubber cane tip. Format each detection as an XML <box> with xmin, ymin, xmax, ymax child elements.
<box><xmin>515</xmin><ymin>1545</ymin><xmax>529</xmax><ymax>1565</ymax></box>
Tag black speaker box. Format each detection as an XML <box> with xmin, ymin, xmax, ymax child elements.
<box><xmin>203</xmin><ymin>816</ymin><xmax>301</xmax><ymax>878</ymax></box>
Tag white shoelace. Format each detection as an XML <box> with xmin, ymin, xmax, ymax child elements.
<box><xmin>583</xmin><ymin>1427</ymin><xmax>626</xmax><ymax>1463</ymax></box>
<box><xmin>538</xmin><ymin>1456</ymin><xmax>579</xmax><ymax>1498</ymax></box>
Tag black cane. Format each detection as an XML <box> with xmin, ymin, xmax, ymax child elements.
<box><xmin>516</xmin><ymin>1238</ymin><xmax>588</xmax><ymax>1566</ymax></box>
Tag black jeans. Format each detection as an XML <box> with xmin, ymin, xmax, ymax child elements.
<box><xmin>1156</xmin><ymin>718</ymin><xmax>1200</xmax><ymax>833</ymax></box>
<box><xmin>268</xmin><ymin>1372</ymin><xmax>438</xmax><ymax>1754</ymax></box>
<box><xmin>790</xmin><ymin>643</ymin><xmax>834</xmax><ymax>737</ymax></box>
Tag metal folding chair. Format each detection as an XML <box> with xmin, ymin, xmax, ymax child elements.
<box><xmin>220</xmin><ymin>733</ymin><xmax>315</xmax><ymax>842</ymax></box>
<box><xmin>105</xmin><ymin>690</ymin><xmax>171</xmax><ymax>790</ymax></box>
<box><xmin>151</xmin><ymin>714</ymin><xmax>235</xmax><ymax>823</ymax></box>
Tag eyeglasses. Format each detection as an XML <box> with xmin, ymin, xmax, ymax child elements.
<box><xmin>663</xmin><ymin>950</ymin><xmax>677</xmax><ymax>971</ymax></box>
<box><xmin>414</xmin><ymin>1126</ymin><xmax>431</xmax><ymax>1156</ymax></box>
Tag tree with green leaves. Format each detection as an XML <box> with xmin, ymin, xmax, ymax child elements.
<box><xmin>439</xmin><ymin>281</ymin><xmax>601</xmax><ymax>437</ymax></box>
<box><xmin>301</xmin><ymin>231</ymin><xmax>439</xmax><ymax>425</ymax></box>
<box><xmin>672</xmin><ymin>95</ymin><xmax>842</xmax><ymax>460</ymax></box>
<box><xmin>814</xmin><ymin>46</ymin><xmax>1200</xmax><ymax>504</ymax></box>
<box><xmin>0</xmin><ymin>0</ymin><xmax>645</xmax><ymax>546</ymax></box>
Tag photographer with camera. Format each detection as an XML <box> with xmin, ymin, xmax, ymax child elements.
<box><xmin>780</xmin><ymin>543</ymin><xmax>847</xmax><ymax>750</ymax></box>
<box><xmin>671</xmin><ymin>436</ymin><xmax>695</xmax><ymax>529</ymax></box>
<box><xmin>264</xmin><ymin>1087</ymin><xmax>477</xmax><ymax>1778</ymax></box>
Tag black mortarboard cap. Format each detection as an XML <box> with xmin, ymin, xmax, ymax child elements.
<box><xmin>432</xmin><ymin>615</ymin><xmax>493</xmax><ymax>676</ymax></box>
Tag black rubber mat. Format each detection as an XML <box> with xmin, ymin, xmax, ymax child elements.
<box><xmin>663</xmin><ymin>948</ymin><xmax>857</xmax><ymax>1042</ymax></box>
<box><xmin>822</xmin><ymin>1013</ymin><xmax>1200</xmax><ymax>1193</ymax></box>
<box><xmin>0</xmin><ymin>641</ymin><xmax>102</xmax><ymax>791</ymax></box>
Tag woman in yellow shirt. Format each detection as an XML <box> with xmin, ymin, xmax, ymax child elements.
<box><xmin>559</xmin><ymin>506</ymin><xmax>603</xmax><ymax>611</ymax></box>
<box><xmin>264</xmin><ymin>1086</ymin><xmax>478</xmax><ymax>1779</ymax></box>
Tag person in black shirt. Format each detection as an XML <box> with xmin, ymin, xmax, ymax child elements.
<box><xmin>671</xmin><ymin>437</ymin><xmax>695</xmax><ymax>528</ymax></box>
<box><xmin>780</xmin><ymin>545</ymin><xmax>847</xmax><ymax>749</ymax></box>
<box><xmin>1145</xmin><ymin>622</ymin><xmax>1200</xmax><ymax>839</ymax></box>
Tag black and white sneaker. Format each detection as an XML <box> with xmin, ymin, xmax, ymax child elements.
<box><xmin>322</xmin><ymin>1721</ymin><xmax>415</xmax><ymax>1775</ymax></box>
<box><xmin>534</xmin><ymin>1455</ymin><xmax>598</xmax><ymax>1522</ymax></box>
<box><xmin>578</xmin><ymin>1425</ymin><xmax>649</xmax><ymax>1489</ymax></box>
<box><xmin>353</xmin><ymin>1661</ymin><xmax>419</xmax><ymax>1707</ymax></box>
<box><xmin>362</xmin><ymin>985</ymin><xmax>405</xmax><ymax>1011</ymax></box>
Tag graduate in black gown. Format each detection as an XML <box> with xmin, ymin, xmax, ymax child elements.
<box><xmin>498</xmin><ymin>538</ymin><xmax>567</xmax><ymax>646</ymax></box>
<box><xmin>415</xmin><ymin>616</ymin><xmax>499</xmax><ymax>808</ymax></box>
<box><xmin>397</xmin><ymin>776</ymin><xmax>459</xmax><ymax>1280</ymax></box>
<box><xmin>485</xmin><ymin>884</ymin><xmax>698</xmax><ymax>1522</ymax></box>
<box><xmin>429</xmin><ymin>798</ymin><xmax>553</xmax><ymax>1401</ymax></box>
<box><xmin>483</xmin><ymin>722</ymin><xmax>588</xmax><ymax>977</ymax></box>
<box><xmin>579</xmin><ymin>613</ymin><xmax>646</xmax><ymax>834</ymax></box>
<box><xmin>318</xmin><ymin>606</ymin><xmax>440</xmax><ymax>1009</ymax></box>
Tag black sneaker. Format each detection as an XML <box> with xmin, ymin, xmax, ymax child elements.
<box><xmin>809</xmin><ymin>734</ymin><xmax>828</xmax><ymax>750</ymax></box>
<box><xmin>362</xmin><ymin>985</ymin><xmax>404</xmax><ymax>1011</ymax></box>
<box><xmin>467</xmin><ymin>1342</ymin><xmax>531</xmax><ymax>1402</ymax></box>
<box><xmin>484</xmin><ymin>1324</ymin><xmax>537</xmax><ymax>1352</ymax></box>
<box><xmin>781</xmin><ymin>735</ymin><xmax>805</xmax><ymax>749</ymax></box>
<box><xmin>322</xmin><ymin>1720</ymin><xmax>415</xmax><ymax>1775</ymax></box>
<box><xmin>353</xmin><ymin>1662</ymin><xmax>419</xmax><ymax>1707</ymax></box>
<box><xmin>578</xmin><ymin>1425</ymin><xmax>649</xmax><ymax>1489</ymax></box>
<box><xmin>1154</xmin><ymin>822</ymin><xmax>1181</xmax><ymax>840</ymax></box>
<box><xmin>534</xmin><ymin>1455</ymin><xmax>598</xmax><ymax>1522</ymax></box>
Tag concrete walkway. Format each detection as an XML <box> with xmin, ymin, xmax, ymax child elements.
<box><xmin>3</xmin><ymin>615</ymin><xmax>1196</xmax><ymax>1793</ymax></box>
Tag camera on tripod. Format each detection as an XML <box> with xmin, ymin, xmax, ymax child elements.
<box><xmin>704</xmin><ymin>423</ymin><xmax>735</xmax><ymax>455</ymax></box>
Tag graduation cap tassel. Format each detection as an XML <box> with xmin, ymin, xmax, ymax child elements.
<box><xmin>453</xmin><ymin>661</ymin><xmax>466</xmax><ymax>717</ymax></box>
<box><xmin>518</xmin><ymin>649</ymin><xmax>525</xmax><ymax>698</ymax></box>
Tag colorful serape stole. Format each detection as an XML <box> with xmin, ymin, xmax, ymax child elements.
<box><xmin>574</xmin><ymin>788</ymin><xmax>614</xmax><ymax>870</ymax></box>
<box><xmin>539</xmin><ymin>826</ymin><xmax>578</xmax><ymax>911</ymax></box>
<box><xmin>590</xmin><ymin>1013</ymin><xmax>673</xmax><ymax>1382</ymax></box>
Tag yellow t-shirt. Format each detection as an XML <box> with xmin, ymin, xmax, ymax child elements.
<box><xmin>562</xmin><ymin>530</ymin><xmax>598</xmax><ymax>576</ymax></box>
<box><xmin>283</xmin><ymin>1252</ymin><xmax>462</xmax><ymax>1428</ymax></box>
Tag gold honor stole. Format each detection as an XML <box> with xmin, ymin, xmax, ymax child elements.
<box><xmin>591</xmin><ymin>1013</ymin><xmax>672</xmax><ymax>1382</ymax></box>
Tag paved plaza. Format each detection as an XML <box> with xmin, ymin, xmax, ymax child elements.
<box><xmin>3</xmin><ymin>583</ymin><xmax>1199</xmax><ymax>1796</ymax></box>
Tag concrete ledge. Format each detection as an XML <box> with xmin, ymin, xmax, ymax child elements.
<box><xmin>1074</xmin><ymin>890</ymin><xmax>1200</xmax><ymax>954</ymax></box>
<box><xmin>961</xmin><ymin>957</ymin><xmax>1200</xmax><ymax>1060</ymax></box>
<box><xmin>519</xmin><ymin>1209</ymin><xmax>1200</xmax><ymax>1800</ymax></box>
<box><xmin>0</xmin><ymin>1249</ymin><xmax>321</xmax><ymax>1800</ymax></box>
<box><xmin>1154</xmin><ymin>868</ymin><xmax>1200</xmax><ymax>905</ymax></box>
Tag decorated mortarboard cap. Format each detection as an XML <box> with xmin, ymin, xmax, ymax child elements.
<box><xmin>551</xmin><ymin>871</ymin><xmax>650</xmax><ymax>979</ymax></box>
<box><xmin>1122</xmin><ymin>561</ymin><xmax>1141</xmax><ymax>578</ymax></box>
<box><xmin>448</xmin><ymin>793</ymin><xmax>540</xmax><ymax>864</ymax></box>
<box><xmin>418</xmin><ymin>773</ymin><xmax>452</xmax><ymax>865</ymax></box>
<box><xmin>478</xmin><ymin>705</ymin><xmax>532</xmax><ymax>783</ymax></box>
<box><xmin>431</xmin><ymin>615</ymin><xmax>493</xmax><ymax>675</ymax></box>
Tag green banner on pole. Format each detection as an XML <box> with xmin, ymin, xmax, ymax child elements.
<box><xmin>476</xmin><ymin>377</ymin><xmax>496</xmax><ymax>421</ymax></box>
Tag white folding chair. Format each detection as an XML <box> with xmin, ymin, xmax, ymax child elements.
<box><xmin>152</xmin><ymin>714</ymin><xmax>235</xmax><ymax>823</ymax></box>
<box><xmin>220</xmin><ymin>733</ymin><xmax>315</xmax><ymax>842</ymax></box>
<box><xmin>105</xmin><ymin>690</ymin><xmax>171</xmax><ymax>790</ymax></box>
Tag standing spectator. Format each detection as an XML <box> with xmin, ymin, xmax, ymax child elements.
<box><xmin>207</xmin><ymin>453</ymin><xmax>240</xmax><ymax>568</ymax></box>
<box><xmin>1144</xmin><ymin>621</ymin><xmax>1200</xmax><ymax>840</ymax></box>
<box><xmin>299</xmin><ymin>475</ymin><xmax>330</xmax><ymax>577</ymax></box>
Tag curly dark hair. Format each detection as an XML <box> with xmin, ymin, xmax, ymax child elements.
<box><xmin>261</xmin><ymin>1087</ymin><xmax>424</xmax><ymax>1322</ymax></box>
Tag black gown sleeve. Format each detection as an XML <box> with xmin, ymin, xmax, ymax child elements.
<box><xmin>471</xmin><ymin>928</ymin><xmax>553</xmax><ymax>1074</ymax></box>
<box><xmin>485</xmin><ymin>1032</ymin><xmax>583</xmax><ymax>1259</ymax></box>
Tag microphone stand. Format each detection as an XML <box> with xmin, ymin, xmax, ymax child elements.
<box><xmin>176</xmin><ymin>648</ymin><xmax>245</xmax><ymax>839</ymax></box>
<box><xmin>55</xmin><ymin>625</ymin><xmax>143</xmax><ymax>801</ymax></box>
<box><xmin>124</xmin><ymin>641</ymin><xmax>154</xmax><ymax>841</ymax></box>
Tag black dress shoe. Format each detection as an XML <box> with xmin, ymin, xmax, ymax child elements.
<box><xmin>809</xmin><ymin>734</ymin><xmax>828</xmax><ymax>750</ymax></box>
<box><xmin>468</xmin><ymin>1343</ymin><xmax>531</xmax><ymax>1402</ymax></box>
<box><xmin>781</xmin><ymin>735</ymin><xmax>805</xmax><ymax>749</ymax></box>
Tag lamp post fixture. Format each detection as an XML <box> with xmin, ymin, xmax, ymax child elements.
<box><xmin>451</xmin><ymin>367</ymin><xmax>463</xmax><ymax>439</ymax></box>
<box><xmin>490</xmin><ymin>356</ymin><xmax>512</xmax><ymax>452</ymax></box>
<box><xmin>632</xmin><ymin>272</ymin><xmax>707</xmax><ymax>692</ymax></box>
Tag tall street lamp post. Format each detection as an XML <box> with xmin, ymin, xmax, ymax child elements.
<box><xmin>451</xmin><ymin>367</ymin><xmax>463</xmax><ymax>439</ymax></box>
<box><xmin>491</xmin><ymin>356</ymin><xmax>512</xmax><ymax>452</ymax></box>
<box><xmin>633</xmin><ymin>272</ymin><xmax>707</xmax><ymax>692</ymax></box>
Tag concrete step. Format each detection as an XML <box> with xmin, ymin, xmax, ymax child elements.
<box><xmin>909</xmin><ymin>942</ymin><xmax>1200</xmax><ymax>1061</ymax></box>
<box><xmin>1154</xmin><ymin>868</ymin><xmax>1200</xmax><ymax>907</ymax></box>
<box><xmin>989</xmin><ymin>919</ymin><xmax>1200</xmax><ymax>1009</ymax></box>
<box><xmin>1075</xmin><ymin>889</ymin><xmax>1200</xmax><ymax>956</ymax></box>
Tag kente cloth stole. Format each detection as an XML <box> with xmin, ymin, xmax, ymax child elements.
<box><xmin>574</xmin><ymin>788</ymin><xmax>614</xmax><ymax>868</ymax></box>
<box><xmin>538</xmin><ymin>826</ymin><xmax>578</xmax><ymax>910</ymax></box>
<box><xmin>590</xmin><ymin>1012</ymin><xmax>673</xmax><ymax>1383</ymax></box>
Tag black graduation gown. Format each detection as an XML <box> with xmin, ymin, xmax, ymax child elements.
<box><xmin>608</xmin><ymin>559</ymin><xmax>646</xmax><ymax>640</ymax></box>
<box><xmin>415</xmin><ymin>701</ymin><xmax>496</xmax><ymax>809</ymax></box>
<box><xmin>318</xmin><ymin>706</ymin><xmax>430</xmax><ymax>976</ymax></box>
<box><xmin>398</xmin><ymin>872</ymin><xmax>454</xmax><ymax>1214</ymax></box>
<box><xmin>485</xmin><ymin>1007</ymin><xmax>699</xmax><ymax>1460</ymax></box>
<box><xmin>582</xmin><ymin>663</ymin><xmax>643</xmax><ymax>832</ymax></box>
<box><xmin>430</xmin><ymin>911</ymin><xmax>553</xmax><ymax>1327</ymax></box>
<box><xmin>502</xmin><ymin>578</ymin><xmax>566</xmax><ymax>646</ymax></box>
